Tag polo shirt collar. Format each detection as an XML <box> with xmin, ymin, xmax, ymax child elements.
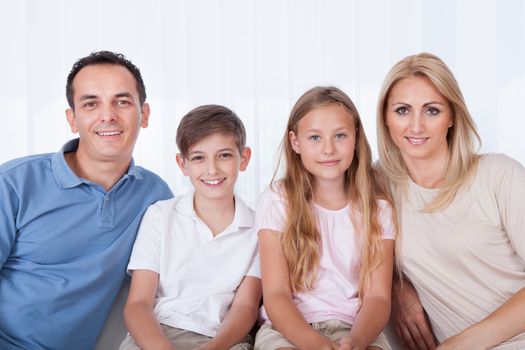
<box><xmin>176</xmin><ymin>190</ymin><xmax>254</xmax><ymax>228</ymax></box>
<box><xmin>51</xmin><ymin>138</ymin><xmax>141</xmax><ymax>189</ymax></box>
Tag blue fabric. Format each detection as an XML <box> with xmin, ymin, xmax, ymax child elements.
<box><xmin>0</xmin><ymin>139</ymin><xmax>173</xmax><ymax>350</ymax></box>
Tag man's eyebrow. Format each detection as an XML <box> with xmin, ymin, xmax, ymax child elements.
<box><xmin>115</xmin><ymin>92</ymin><xmax>133</xmax><ymax>99</ymax></box>
<box><xmin>78</xmin><ymin>94</ymin><xmax>98</xmax><ymax>101</ymax></box>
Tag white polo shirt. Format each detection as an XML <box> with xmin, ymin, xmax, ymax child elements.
<box><xmin>127</xmin><ymin>191</ymin><xmax>260</xmax><ymax>337</ymax></box>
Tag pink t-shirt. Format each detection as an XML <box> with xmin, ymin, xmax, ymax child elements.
<box><xmin>256</xmin><ymin>183</ymin><xmax>395</xmax><ymax>325</ymax></box>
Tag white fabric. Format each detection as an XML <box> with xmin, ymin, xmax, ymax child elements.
<box><xmin>127</xmin><ymin>191</ymin><xmax>260</xmax><ymax>337</ymax></box>
<box><xmin>256</xmin><ymin>183</ymin><xmax>395</xmax><ymax>325</ymax></box>
<box><xmin>399</xmin><ymin>153</ymin><xmax>525</xmax><ymax>349</ymax></box>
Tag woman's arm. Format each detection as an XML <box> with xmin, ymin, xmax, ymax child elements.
<box><xmin>260</xmin><ymin>229</ymin><xmax>338</xmax><ymax>350</ymax></box>
<box><xmin>437</xmin><ymin>287</ymin><xmax>525</xmax><ymax>349</ymax></box>
<box><xmin>391</xmin><ymin>276</ymin><xmax>436</xmax><ymax>350</ymax></box>
<box><xmin>123</xmin><ymin>269</ymin><xmax>175</xmax><ymax>350</ymax></box>
<box><xmin>197</xmin><ymin>276</ymin><xmax>262</xmax><ymax>350</ymax></box>
<box><xmin>339</xmin><ymin>240</ymin><xmax>396</xmax><ymax>350</ymax></box>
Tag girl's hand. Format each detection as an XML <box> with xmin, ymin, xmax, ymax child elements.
<box><xmin>338</xmin><ymin>334</ymin><xmax>363</xmax><ymax>350</ymax></box>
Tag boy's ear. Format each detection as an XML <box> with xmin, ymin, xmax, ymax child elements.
<box><xmin>176</xmin><ymin>153</ymin><xmax>189</xmax><ymax>176</ymax></box>
<box><xmin>289</xmin><ymin>131</ymin><xmax>300</xmax><ymax>154</ymax></box>
<box><xmin>239</xmin><ymin>147</ymin><xmax>251</xmax><ymax>172</ymax></box>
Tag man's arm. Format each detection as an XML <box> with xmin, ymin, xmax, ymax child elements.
<box><xmin>0</xmin><ymin>174</ymin><xmax>18</xmax><ymax>269</ymax></box>
<box><xmin>123</xmin><ymin>269</ymin><xmax>175</xmax><ymax>350</ymax></box>
<box><xmin>197</xmin><ymin>276</ymin><xmax>262</xmax><ymax>350</ymax></box>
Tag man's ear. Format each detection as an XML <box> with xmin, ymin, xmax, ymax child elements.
<box><xmin>65</xmin><ymin>108</ymin><xmax>78</xmax><ymax>133</ymax></box>
<box><xmin>239</xmin><ymin>147</ymin><xmax>252</xmax><ymax>172</ymax></box>
<box><xmin>176</xmin><ymin>153</ymin><xmax>189</xmax><ymax>176</ymax></box>
<box><xmin>289</xmin><ymin>131</ymin><xmax>300</xmax><ymax>154</ymax></box>
<box><xmin>140</xmin><ymin>103</ymin><xmax>150</xmax><ymax>128</ymax></box>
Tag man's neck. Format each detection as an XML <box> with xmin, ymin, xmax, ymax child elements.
<box><xmin>64</xmin><ymin>151</ymin><xmax>131</xmax><ymax>191</ymax></box>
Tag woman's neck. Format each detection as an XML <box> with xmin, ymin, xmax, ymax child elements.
<box><xmin>404</xmin><ymin>151</ymin><xmax>449</xmax><ymax>189</ymax></box>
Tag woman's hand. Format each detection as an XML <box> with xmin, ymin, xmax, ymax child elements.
<box><xmin>392</xmin><ymin>279</ymin><xmax>437</xmax><ymax>350</ymax></box>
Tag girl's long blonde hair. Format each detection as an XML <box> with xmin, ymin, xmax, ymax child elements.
<box><xmin>377</xmin><ymin>52</ymin><xmax>481</xmax><ymax>211</ymax></box>
<box><xmin>275</xmin><ymin>86</ymin><xmax>396</xmax><ymax>298</ymax></box>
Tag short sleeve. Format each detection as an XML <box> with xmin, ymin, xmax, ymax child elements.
<box><xmin>0</xmin><ymin>174</ymin><xmax>18</xmax><ymax>268</ymax></box>
<box><xmin>245</xmin><ymin>250</ymin><xmax>261</xmax><ymax>278</ymax></box>
<box><xmin>378</xmin><ymin>199</ymin><xmax>396</xmax><ymax>240</ymax></box>
<box><xmin>127</xmin><ymin>203</ymin><xmax>164</xmax><ymax>275</ymax></box>
<box><xmin>255</xmin><ymin>185</ymin><xmax>287</xmax><ymax>233</ymax></box>
<box><xmin>492</xmin><ymin>154</ymin><xmax>525</xmax><ymax>261</ymax></box>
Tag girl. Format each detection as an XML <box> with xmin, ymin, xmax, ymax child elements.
<box><xmin>254</xmin><ymin>86</ymin><xmax>396</xmax><ymax>350</ymax></box>
<box><xmin>378</xmin><ymin>52</ymin><xmax>525</xmax><ymax>350</ymax></box>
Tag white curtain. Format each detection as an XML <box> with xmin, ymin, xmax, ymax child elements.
<box><xmin>1</xmin><ymin>0</ymin><xmax>524</xmax><ymax>207</ymax></box>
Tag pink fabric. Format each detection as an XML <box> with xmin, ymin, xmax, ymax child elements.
<box><xmin>256</xmin><ymin>183</ymin><xmax>395</xmax><ymax>324</ymax></box>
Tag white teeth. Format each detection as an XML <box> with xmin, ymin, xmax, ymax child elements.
<box><xmin>203</xmin><ymin>179</ymin><xmax>224</xmax><ymax>185</ymax></box>
<box><xmin>407</xmin><ymin>137</ymin><xmax>427</xmax><ymax>145</ymax></box>
<box><xmin>97</xmin><ymin>131</ymin><xmax>121</xmax><ymax>136</ymax></box>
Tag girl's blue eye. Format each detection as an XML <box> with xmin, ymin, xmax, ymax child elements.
<box><xmin>309</xmin><ymin>135</ymin><xmax>320</xmax><ymax>141</ymax></box>
<box><xmin>395</xmin><ymin>106</ymin><xmax>409</xmax><ymax>115</ymax></box>
<box><xmin>335</xmin><ymin>133</ymin><xmax>346</xmax><ymax>139</ymax></box>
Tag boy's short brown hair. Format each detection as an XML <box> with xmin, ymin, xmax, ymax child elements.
<box><xmin>176</xmin><ymin>104</ymin><xmax>247</xmax><ymax>158</ymax></box>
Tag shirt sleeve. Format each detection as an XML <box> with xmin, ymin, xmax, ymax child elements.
<box><xmin>126</xmin><ymin>203</ymin><xmax>164</xmax><ymax>275</ymax></box>
<box><xmin>246</xmin><ymin>250</ymin><xmax>261</xmax><ymax>278</ymax></box>
<box><xmin>494</xmin><ymin>155</ymin><xmax>525</xmax><ymax>261</ymax></box>
<box><xmin>378</xmin><ymin>199</ymin><xmax>396</xmax><ymax>240</ymax></box>
<box><xmin>255</xmin><ymin>185</ymin><xmax>287</xmax><ymax>233</ymax></box>
<box><xmin>0</xmin><ymin>174</ymin><xmax>18</xmax><ymax>269</ymax></box>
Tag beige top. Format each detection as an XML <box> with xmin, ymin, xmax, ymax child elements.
<box><xmin>398</xmin><ymin>154</ymin><xmax>525</xmax><ymax>349</ymax></box>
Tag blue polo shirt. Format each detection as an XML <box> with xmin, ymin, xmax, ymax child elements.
<box><xmin>0</xmin><ymin>139</ymin><xmax>173</xmax><ymax>350</ymax></box>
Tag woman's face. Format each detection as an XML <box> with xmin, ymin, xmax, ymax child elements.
<box><xmin>385</xmin><ymin>76</ymin><xmax>453</xmax><ymax>167</ymax></box>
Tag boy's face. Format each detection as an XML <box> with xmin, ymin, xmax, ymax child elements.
<box><xmin>176</xmin><ymin>133</ymin><xmax>251</xmax><ymax>203</ymax></box>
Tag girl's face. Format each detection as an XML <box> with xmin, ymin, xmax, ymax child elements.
<box><xmin>385</xmin><ymin>76</ymin><xmax>452</xmax><ymax>167</ymax></box>
<box><xmin>289</xmin><ymin>103</ymin><xmax>356</xmax><ymax>187</ymax></box>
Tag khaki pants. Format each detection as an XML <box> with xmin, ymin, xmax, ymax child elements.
<box><xmin>254</xmin><ymin>319</ymin><xmax>391</xmax><ymax>350</ymax></box>
<box><xmin>119</xmin><ymin>323</ymin><xmax>253</xmax><ymax>350</ymax></box>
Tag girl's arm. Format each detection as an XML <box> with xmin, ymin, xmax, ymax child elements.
<box><xmin>339</xmin><ymin>240</ymin><xmax>394</xmax><ymax>350</ymax></box>
<box><xmin>197</xmin><ymin>276</ymin><xmax>262</xmax><ymax>350</ymax></box>
<box><xmin>123</xmin><ymin>269</ymin><xmax>175</xmax><ymax>350</ymax></box>
<box><xmin>391</xmin><ymin>276</ymin><xmax>436</xmax><ymax>350</ymax></box>
<box><xmin>260</xmin><ymin>229</ymin><xmax>338</xmax><ymax>350</ymax></box>
<box><xmin>437</xmin><ymin>287</ymin><xmax>525</xmax><ymax>349</ymax></box>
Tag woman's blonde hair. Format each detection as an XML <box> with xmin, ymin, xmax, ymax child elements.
<box><xmin>275</xmin><ymin>86</ymin><xmax>396</xmax><ymax>298</ymax></box>
<box><xmin>376</xmin><ymin>52</ymin><xmax>481</xmax><ymax>211</ymax></box>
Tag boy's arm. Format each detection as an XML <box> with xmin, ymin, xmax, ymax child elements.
<box><xmin>340</xmin><ymin>240</ymin><xmax>394</xmax><ymax>350</ymax></box>
<box><xmin>123</xmin><ymin>269</ymin><xmax>175</xmax><ymax>350</ymax></box>
<box><xmin>259</xmin><ymin>229</ymin><xmax>338</xmax><ymax>350</ymax></box>
<box><xmin>198</xmin><ymin>275</ymin><xmax>262</xmax><ymax>350</ymax></box>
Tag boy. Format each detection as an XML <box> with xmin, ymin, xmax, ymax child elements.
<box><xmin>120</xmin><ymin>105</ymin><xmax>261</xmax><ymax>350</ymax></box>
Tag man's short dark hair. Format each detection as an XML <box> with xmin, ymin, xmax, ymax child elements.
<box><xmin>66</xmin><ymin>51</ymin><xmax>146</xmax><ymax>109</ymax></box>
<box><xmin>176</xmin><ymin>105</ymin><xmax>247</xmax><ymax>158</ymax></box>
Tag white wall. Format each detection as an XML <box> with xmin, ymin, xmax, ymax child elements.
<box><xmin>1</xmin><ymin>0</ymin><xmax>524</xmax><ymax>207</ymax></box>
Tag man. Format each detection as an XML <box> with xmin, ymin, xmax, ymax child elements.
<box><xmin>0</xmin><ymin>51</ymin><xmax>173</xmax><ymax>349</ymax></box>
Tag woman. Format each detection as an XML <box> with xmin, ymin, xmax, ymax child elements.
<box><xmin>376</xmin><ymin>52</ymin><xmax>525</xmax><ymax>350</ymax></box>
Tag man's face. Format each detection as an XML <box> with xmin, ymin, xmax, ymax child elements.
<box><xmin>66</xmin><ymin>64</ymin><xmax>149</xmax><ymax>165</ymax></box>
